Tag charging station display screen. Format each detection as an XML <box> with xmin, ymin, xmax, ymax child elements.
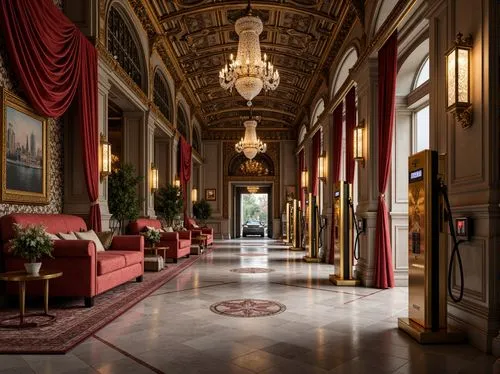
<box><xmin>409</xmin><ymin>168</ymin><xmax>424</xmax><ymax>182</ymax></box>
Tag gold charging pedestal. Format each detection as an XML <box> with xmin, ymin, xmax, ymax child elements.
<box><xmin>304</xmin><ymin>193</ymin><xmax>321</xmax><ymax>263</ymax></box>
<box><xmin>289</xmin><ymin>199</ymin><xmax>303</xmax><ymax>251</ymax></box>
<box><xmin>329</xmin><ymin>181</ymin><xmax>360</xmax><ymax>286</ymax></box>
<box><xmin>398</xmin><ymin>150</ymin><xmax>465</xmax><ymax>344</ymax></box>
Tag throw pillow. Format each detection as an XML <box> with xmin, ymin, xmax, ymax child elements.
<box><xmin>164</xmin><ymin>227</ymin><xmax>174</xmax><ymax>233</ymax></box>
<box><xmin>46</xmin><ymin>232</ymin><xmax>60</xmax><ymax>241</ymax></box>
<box><xmin>57</xmin><ymin>232</ymin><xmax>78</xmax><ymax>240</ymax></box>
<box><xmin>192</xmin><ymin>223</ymin><xmax>200</xmax><ymax>229</ymax></box>
<box><xmin>75</xmin><ymin>230</ymin><xmax>106</xmax><ymax>252</ymax></box>
<box><xmin>96</xmin><ymin>231</ymin><xmax>114</xmax><ymax>250</ymax></box>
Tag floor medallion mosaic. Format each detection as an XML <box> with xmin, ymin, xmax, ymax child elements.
<box><xmin>210</xmin><ymin>299</ymin><xmax>286</xmax><ymax>318</ymax></box>
<box><xmin>230</xmin><ymin>267</ymin><xmax>275</xmax><ymax>273</ymax></box>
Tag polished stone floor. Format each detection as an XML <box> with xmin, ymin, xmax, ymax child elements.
<box><xmin>1</xmin><ymin>239</ymin><xmax>498</xmax><ymax>373</ymax></box>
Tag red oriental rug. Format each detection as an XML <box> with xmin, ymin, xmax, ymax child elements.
<box><xmin>0</xmin><ymin>247</ymin><xmax>214</xmax><ymax>354</ymax></box>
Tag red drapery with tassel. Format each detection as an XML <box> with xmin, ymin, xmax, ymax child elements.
<box><xmin>373</xmin><ymin>31</ymin><xmax>398</xmax><ymax>289</ymax></box>
<box><xmin>328</xmin><ymin>104</ymin><xmax>344</xmax><ymax>264</ymax></box>
<box><xmin>345</xmin><ymin>87</ymin><xmax>356</xmax><ymax>184</ymax></box>
<box><xmin>311</xmin><ymin>131</ymin><xmax>321</xmax><ymax>196</ymax></box>
<box><xmin>0</xmin><ymin>0</ymin><xmax>101</xmax><ymax>230</ymax></box>
<box><xmin>179</xmin><ymin>137</ymin><xmax>192</xmax><ymax>228</ymax></box>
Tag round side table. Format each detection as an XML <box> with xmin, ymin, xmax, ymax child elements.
<box><xmin>0</xmin><ymin>269</ymin><xmax>63</xmax><ymax>328</ymax></box>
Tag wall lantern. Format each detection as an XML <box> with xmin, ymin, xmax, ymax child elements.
<box><xmin>150</xmin><ymin>163</ymin><xmax>159</xmax><ymax>192</ymax></box>
<box><xmin>247</xmin><ymin>186</ymin><xmax>260</xmax><ymax>194</ymax></box>
<box><xmin>191</xmin><ymin>188</ymin><xmax>198</xmax><ymax>202</ymax></box>
<box><xmin>353</xmin><ymin>120</ymin><xmax>365</xmax><ymax>165</ymax></box>
<box><xmin>446</xmin><ymin>33</ymin><xmax>473</xmax><ymax>128</ymax></box>
<box><xmin>100</xmin><ymin>133</ymin><xmax>112</xmax><ymax>180</ymax></box>
<box><xmin>173</xmin><ymin>175</ymin><xmax>181</xmax><ymax>188</ymax></box>
<box><xmin>318</xmin><ymin>153</ymin><xmax>326</xmax><ymax>181</ymax></box>
<box><xmin>301</xmin><ymin>168</ymin><xmax>309</xmax><ymax>190</ymax></box>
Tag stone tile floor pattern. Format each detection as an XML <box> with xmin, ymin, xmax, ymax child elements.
<box><xmin>0</xmin><ymin>239</ymin><xmax>498</xmax><ymax>373</ymax></box>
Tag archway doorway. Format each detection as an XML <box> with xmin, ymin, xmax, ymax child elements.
<box><xmin>233</xmin><ymin>185</ymin><xmax>272</xmax><ymax>238</ymax></box>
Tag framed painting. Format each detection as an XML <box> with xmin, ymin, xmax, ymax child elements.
<box><xmin>1</xmin><ymin>89</ymin><xmax>49</xmax><ymax>204</ymax></box>
<box><xmin>205</xmin><ymin>188</ymin><xmax>216</xmax><ymax>201</ymax></box>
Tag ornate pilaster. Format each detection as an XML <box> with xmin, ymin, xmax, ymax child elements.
<box><xmin>351</xmin><ymin>57</ymin><xmax>378</xmax><ymax>287</ymax></box>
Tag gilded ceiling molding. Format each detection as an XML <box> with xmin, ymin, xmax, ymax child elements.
<box><xmin>127</xmin><ymin>0</ymin><xmax>206</xmax><ymax>125</ymax></box>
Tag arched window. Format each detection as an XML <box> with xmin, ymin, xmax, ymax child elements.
<box><xmin>311</xmin><ymin>99</ymin><xmax>325</xmax><ymax>126</ymax></box>
<box><xmin>331</xmin><ymin>48</ymin><xmax>358</xmax><ymax>98</ymax></box>
<box><xmin>177</xmin><ymin>106</ymin><xmax>189</xmax><ymax>140</ymax></box>
<box><xmin>107</xmin><ymin>6</ymin><xmax>144</xmax><ymax>89</ymax></box>
<box><xmin>411</xmin><ymin>56</ymin><xmax>430</xmax><ymax>153</ymax></box>
<box><xmin>193</xmin><ymin>128</ymin><xmax>201</xmax><ymax>153</ymax></box>
<box><xmin>154</xmin><ymin>71</ymin><xmax>172</xmax><ymax>121</ymax></box>
<box><xmin>413</xmin><ymin>57</ymin><xmax>429</xmax><ymax>89</ymax></box>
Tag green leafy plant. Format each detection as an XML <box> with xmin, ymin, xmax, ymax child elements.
<box><xmin>192</xmin><ymin>199</ymin><xmax>212</xmax><ymax>226</ymax></box>
<box><xmin>155</xmin><ymin>184</ymin><xmax>183</xmax><ymax>226</ymax></box>
<box><xmin>9</xmin><ymin>224</ymin><xmax>54</xmax><ymax>263</ymax></box>
<box><xmin>143</xmin><ymin>228</ymin><xmax>161</xmax><ymax>246</ymax></box>
<box><xmin>108</xmin><ymin>163</ymin><xmax>143</xmax><ymax>233</ymax></box>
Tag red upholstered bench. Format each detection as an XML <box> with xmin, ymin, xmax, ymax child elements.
<box><xmin>0</xmin><ymin>213</ymin><xmax>144</xmax><ymax>307</ymax></box>
<box><xmin>128</xmin><ymin>218</ymin><xmax>191</xmax><ymax>263</ymax></box>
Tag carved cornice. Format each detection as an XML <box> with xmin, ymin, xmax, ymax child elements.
<box><xmin>97</xmin><ymin>42</ymin><xmax>149</xmax><ymax>106</ymax></box>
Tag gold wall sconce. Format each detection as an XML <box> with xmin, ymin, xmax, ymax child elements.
<box><xmin>354</xmin><ymin>120</ymin><xmax>365</xmax><ymax>165</ymax></box>
<box><xmin>173</xmin><ymin>175</ymin><xmax>181</xmax><ymax>188</ymax></box>
<box><xmin>191</xmin><ymin>188</ymin><xmax>198</xmax><ymax>202</ymax></box>
<box><xmin>150</xmin><ymin>163</ymin><xmax>159</xmax><ymax>192</ymax></box>
<box><xmin>318</xmin><ymin>153</ymin><xmax>326</xmax><ymax>181</ymax></box>
<box><xmin>100</xmin><ymin>133</ymin><xmax>112</xmax><ymax>180</ymax></box>
<box><xmin>301</xmin><ymin>168</ymin><xmax>309</xmax><ymax>191</ymax></box>
<box><xmin>446</xmin><ymin>33</ymin><xmax>473</xmax><ymax>128</ymax></box>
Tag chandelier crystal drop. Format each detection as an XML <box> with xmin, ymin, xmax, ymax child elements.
<box><xmin>235</xmin><ymin>119</ymin><xmax>267</xmax><ymax>160</ymax></box>
<box><xmin>219</xmin><ymin>3</ymin><xmax>280</xmax><ymax>105</ymax></box>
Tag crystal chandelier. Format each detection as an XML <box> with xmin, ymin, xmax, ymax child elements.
<box><xmin>219</xmin><ymin>1</ymin><xmax>280</xmax><ymax>105</ymax></box>
<box><xmin>235</xmin><ymin>117</ymin><xmax>267</xmax><ymax>160</ymax></box>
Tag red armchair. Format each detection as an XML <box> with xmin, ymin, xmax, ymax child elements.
<box><xmin>186</xmin><ymin>218</ymin><xmax>214</xmax><ymax>247</ymax></box>
<box><xmin>128</xmin><ymin>218</ymin><xmax>191</xmax><ymax>263</ymax></box>
<box><xmin>0</xmin><ymin>214</ymin><xmax>144</xmax><ymax>307</ymax></box>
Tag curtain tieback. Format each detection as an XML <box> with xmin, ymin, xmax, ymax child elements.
<box><xmin>379</xmin><ymin>193</ymin><xmax>385</xmax><ymax>199</ymax></box>
<box><xmin>90</xmin><ymin>200</ymin><xmax>99</xmax><ymax>206</ymax></box>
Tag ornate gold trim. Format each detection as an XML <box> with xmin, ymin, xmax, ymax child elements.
<box><xmin>1</xmin><ymin>88</ymin><xmax>49</xmax><ymax>205</ymax></box>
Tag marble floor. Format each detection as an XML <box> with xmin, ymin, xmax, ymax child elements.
<box><xmin>1</xmin><ymin>239</ymin><xmax>498</xmax><ymax>374</ymax></box>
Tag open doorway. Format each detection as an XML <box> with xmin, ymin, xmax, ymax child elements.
<box><xmin>233</xmin><ymin>185</ymin><xmax>272</xmax><ymax>238</ymax></box>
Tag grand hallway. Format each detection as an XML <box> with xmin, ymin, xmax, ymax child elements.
<box><xmin>1</xmin><ymin>240</ymin><xmax>496</xmax><ymax>374</ymax></box>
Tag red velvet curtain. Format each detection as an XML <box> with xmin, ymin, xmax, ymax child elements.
<box><xmin>329</xmin><ymin>104</ymin><xmax>343</xmax><ymax>264</ymax></box>
<box><xmin>298</xmin><ymin>150</ymin><xmax>305</xmax><ymax>209</ymax></box>
<box><xmin>179</xmin><ymin>137</ymin><xmax>192</xmax><ymax>228</ymax></box>
<box><xmin>345</xmin><ymin>87</ymin><xmax>356</xmax><ymax>184</ymax></box>
<box><xmin>311</xmin><ymin>131</ymin><xmax>321</xmax><ymax>196</ymax></box>
<box><xmin>0</xmin><ymin>0</ymin><xmax>101</xmax><ymax>231</ymax></box>
<box><xmin>374</xmin><ymin>31</ymin><xmax>398</xmax><ymax>289</ymax></box>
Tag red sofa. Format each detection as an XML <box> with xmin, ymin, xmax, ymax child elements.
<box><xmin>0</xmin><ymin>213</ymin><xmax>144</xmax><ymax>307</ymax></box>
<box><xmin>186</xmin><ymin>218</ymin><xmax>214</xmax><ymax>247</ymax></box>
<box><xmin>128</xmin><ymin>218</ymin><xmax>191</xmax><ymax>263</ymax></box>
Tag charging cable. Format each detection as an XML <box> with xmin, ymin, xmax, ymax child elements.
<box><xmin>440</xmin><ymin>180</ymin><xmax>465</xmax><ymax>303</ymax></box>
<box><xmin>349</xmin><ymin>199</ymin><xmax>361</xmax><ymax>261</ymax></box>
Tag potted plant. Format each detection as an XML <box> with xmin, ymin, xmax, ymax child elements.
<box><xmin>9</xmin><ymin>224</ymin><xmax>54</xmax><ymax>275</ymax></box>
<box><xmin>192</xmin><ymin>199</ymin><xmax>212</xmax><ymax>227</ymax></box>
<box><xmin>155</xmin><ymin>184</ymin><xmax>183</xmax><ymax>227</ymax></box>
<box><xmin>143</xmin><ymin>227</ymin><xmax>161</xmax><ymax>248</ymax></box>
<box><xmin>108</xmin><ymin>163</ymin><xmax>143</xmax><ymax>233</ymax></box>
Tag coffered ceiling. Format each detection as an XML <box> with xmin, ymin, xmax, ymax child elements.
<box><xmin>144</xmin><ymin>0</ymin><xmax>357</xmax><ymax>132</ymax></box>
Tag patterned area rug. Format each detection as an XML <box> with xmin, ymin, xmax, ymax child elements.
<box><xmin>0</xmin><ymin>248</ymin><xmax>215</xmax><ymax>354</ymax></box>
<box><xmin>230</xmin><ymin>267</ymin><xmax>275</xmax><ymax>273</ymax></box>
<box><xmin>210</xmin><ymin>299</ymin><xmax>286</xmax><ymax>318</ymax></box>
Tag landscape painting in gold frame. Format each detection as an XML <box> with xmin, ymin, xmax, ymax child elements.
<box><xmin>1</xmin><ymin>88</ymin><xmax>49</xmax><ymax>205</ymax></box>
